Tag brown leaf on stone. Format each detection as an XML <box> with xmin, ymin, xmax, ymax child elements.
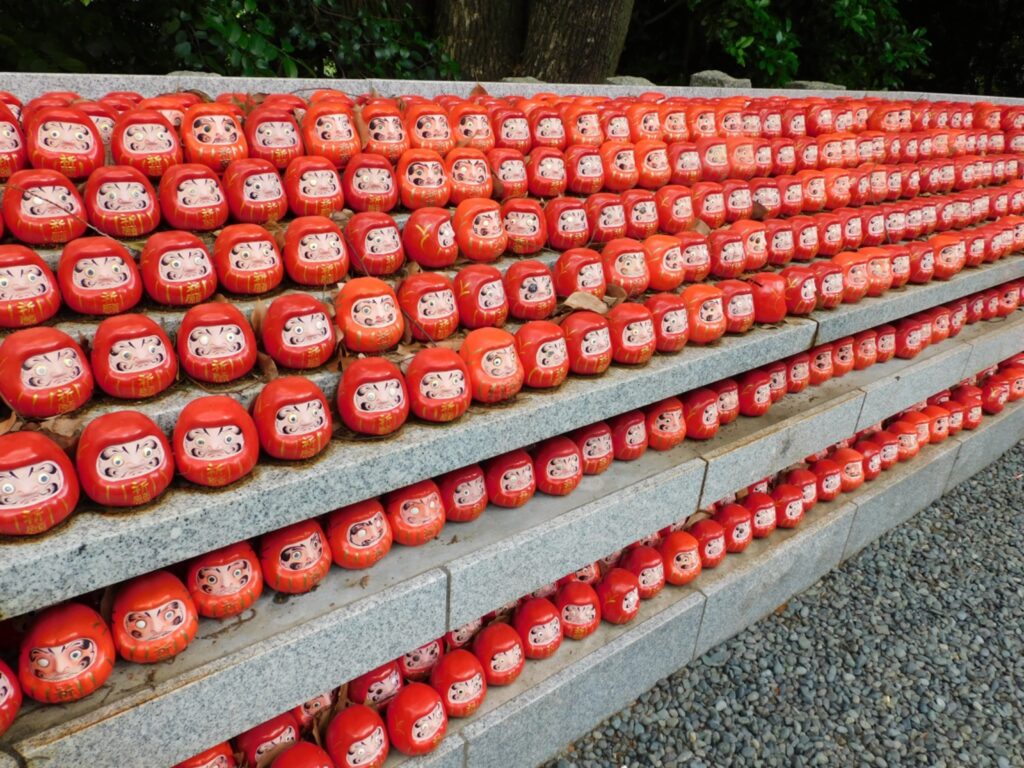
<box><xmin>352</xmin><ymin>104</ymin><xmax>370</xmax><ymax>150</ymax></box>
<box><xmin>358</xmin><ymin>575</ymin><xmax>370</xmax><ymax>589</ymax></box>
<box><xmin>685</xmin><ymin>508</ymin><xmax>712</xmax><ymax>527</ymax></box>
<box><xmin>249</xmin><ymin>299</ymin><xmax>268</xmax><ymax>338</ymax></box>
<box><xmin>257</xmin><ymin>352</ymin><xmax>279</xmax><ymax>381</ymax></box>
<box><xmin>564</xmin><ymin>291</ymin><xmax>610</xmax><ymax>314</ymax></box>
<box><xmin>182</xmin><ymin>88</ymin><xmax>213</xmax><ymax>104</ymax></box>
<box><xmin>603</xmin><ymin>283</ymin><xmax>628</xmax><ymax>308</ymax></box>
<box><xmin>329</xmin><ymin>209</ymin><xmax>354</xmax><ymax>230</ymax></box>
<box><xmin>98</xmin><ymin>585</ymin><xmax>115</xmax><ymax>624</ymax></box>
<box><xmin>211</xmin><ymin>292</ymin><xmax>231</xmax><ymax>304</ymax></box>
<box><xmin>402</xmin><ymin>261</ymin><xmax>423</xmax><ymax>280</ymax></box>
<box><xmin>689</xmin><ymin>219</ymin><xmax>711</xmax><ymax>236</ymax></box>
<box><xmin>469</xmin><ymin>83</ymin><xmax>490</xmax><ymax>98</ymax></box>
<box><xmin>0</xmin><ymin>410</ymin><xmax>20</xmax><ymax>436</ymax></box>
<box><xmin>751</xmin><ymin>201</ymin><xmax>768</xmax><ymax>221</ymax></box>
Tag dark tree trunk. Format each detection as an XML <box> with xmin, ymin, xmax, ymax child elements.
<box><xmin>434</xmin><ymin>0</ymin><xmax>527</xmax><ymax>81</ymax></box>
<box><xmin>517</xmin><ymin>0</ymin><xmax>635</xmax><ymax>82</ymax></box>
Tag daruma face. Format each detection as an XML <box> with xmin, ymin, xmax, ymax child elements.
<box><xmin>172</xmin><ymin>396</ymin><xmax>258</xmax><ymax>487</ymax></box>
<box><xmin>335</xmin><ymin>277</ymin><xmax>404</xmax><ymax>352</ymax></box>
<box><xmin>186</xmin><ymin>541</ymin><xmax>264</xmax><ymax>619</ymax></box>
<box><xmin>3</xmin><ymin>169</ymin><xmax>87</xmax><ymax>244</ymax></box>
<box><xmin>252</xmin><ymin>376</ymin><xmax>332</xmax><ymax>461</ymax></box>
<box><xmin>337</xmin><ymin>356</ymin><xmax>409</xmax><ymax>436</ymax></box>
<box><xmin>27</xmin><ymin>107</ymin><xmax>104</xmax><ymax>178</ymax></box>
<box><xmin>260</xmin><ymin>520</ymin><xmax>333</xmax><ymax>594</ymax></box>
<box><xmin>0</xmin><ymin>326</ymin><xmax>94</xmax><ymax>420</ymax></box>
<box><xmin>0</xmin><ymin>244</ymin><xmax>61</xmax><ymax>328</ymax></box>
<box><xmin>112</xmin><ymin>570</ymin><xmax>198</xmax><ymax>663</ymax></box>
<box><xmin>0</xmin><ymin>431</ymin><xmax>79</xmax><ymax>536</ymax></box>
<box><xmin>19</xmin><ymin>602</ymin><xmax>115</xmax><ymax>704</ymax></box>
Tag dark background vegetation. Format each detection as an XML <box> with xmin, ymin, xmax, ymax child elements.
<box><xmin>1</xmin><ymin>0</ymin><xmax>1021</xmax><ymax>96</ymax></box>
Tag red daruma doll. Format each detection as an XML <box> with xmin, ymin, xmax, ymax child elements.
<box><xmin>399</xmin><ymin>272</ymin><xmax>460</xmax><ymax>342</ymax></box>
<box><xmin>75</xmin><ymin>411</ymin><xmax>173</xmax><ymax>507</ymax></box>
<box><xmin>282</xmin><ymin>156</ymin><xmax>345</xmax><ymax>218</ymax></box>
<box><xmin>386</xmin><ymin>479</ymin><xmax>446</xmax><ymax>545</ymax></box>
<box><xmin>19</xmin><ymin>602</ymin><xmax>115</xmax><ymax>703</ymax></box>
<box><xmin>245</xmin><ymin>107</ymin><xmax>303</xmax><ymax>169</ymax></box>
<box><xmin>0</xmin><ymin>431</ymin><xmax>79</xmax><ymax>536</ymax></box>
<box><xmin>177</xmin><ymin>302</ymin><xmax>256</xmax><ymax>384</ymax></box>
<box><xmin>325</xmin><ymin>704</ymin><xmax>389</xmax><ymax>768</ymax></box>
<box><xmin>181</xmin><ymin>102</ymin><xmax>247</xmax><ymax>172</ymax></box>
<box><xmin>502</xmin><ymin>198</ymin><xmax>547</xmax><ymax>254</ymax></box>
<box><xmin>282</xmin><ymin>216</ymin><xmax>349</xmax><ymax>286</ymax></box>
<box><xmin>111</xmin><ymin>570</ymin><xmax>199</xmax><ymax>663</ymax></box>
<box><xmin>505</xmin><ymin>260</ymin><xmax>556</xmax><ymax>320</ymax></box>
<box><xmin>139</xmin><ymin>231</ymin><xmax>217</xmax><ymax>307</ymax></box>
<box><xmin>261</xmin><ymin>294</ymin><xmax>336</xmax><ymax>370</ymax></box>
<box><xmin>110</xmin><ymin>109</ymin><xmax>181</xmax><ymax>177</ymax></box>
<box><xmin>335</xmin><ymin>277</ymin><xmax>404</xmax><ymax>353</ymax></box>
<box><xmin>26</xmin><ymin>106</ymin><xmax>104</xmax><ymax>179</ymax></box>
<box><xmin>186</xmin><ymin>541</ymin><xmax>264</xmax><ymax>619</ymax></box>
<box><xmin>430</xmin><ymin>649</ymin><xmax>487</xmax><ymax>718</ymax></box>
<box><xmin>437</xmin><ymin>464</ymin><xmax>487</xmax><ymax>523</ymax></box>
<box><xmin>485</xmin><ymin>449</ymin><xmax>535</xmax><ymax>507</ymax></box>
<box><xmin>405</xmin><ymin>347</ymin><xmax>472</xmax><ymax>423</ymax></box>
<box><xmin>0</xmin><ymin>327</ymin><xmax>94</xmax><ymax>419</ymax></box>
<box><xmin>173</xmin><ymin>395</ymin><xmax>259</xmax><ymax>487</ymax></box>
<box><xmin>473</xmin><ymin>622</ymin><xmax>525</xmax><ymax>686</ymax></box>
<box><xmin>302</xmin><ymin>100</ymin><xmax>360</xmax><ymax>169</ymax></box>
<box><xmin>342</xmin><ymin>153</ymin><xmax>398</xmax><ymax>213</ymax></box>
<box><xmin>454</xmin><ymin>198</ymin><xmax>508</xmax><ymax>262</ymax></box>
<box><xmin>0</xmin><ymin>658</ymin><xmax>22</xmax><ymax>739</ymax></box>
<box><xmin>533</xmin><ymin>436</ymin><xmax>583</xmax><ymax>495</ymax></box>
<box><xmin>403</xmin><ymin>207</ymin><xmax>458</xmax><ymax>268</ymax></box>
<box><xmin>158</xmin><ymin>163</ymin><xmax>229</xmax><ymax>231</ymax></box>
<box><xmin>236</xmin><ymin>712</ymin><xmax>300</xmax><ymax>767</ymax></box>
<box><xmin>83</xmin><ymin>165</ymin><xmax>160</xmax><ymax>238</ymax></box>
<box><xmin>516</xmin><ymin>320</ymin><xmax>569</xmax><ymax>389</ymax></box>
<box><xmin>337</xmin><ymin>357</ymin><xmax>409</xmax><ymax>436</ymax></box>
<box><xmin>327</xmin><ymin>499</ymin><xmax>393</xmax><ymax>570</ymax></box>
<box><xmin>212</xmin><ymin>224</ymin><xmax>284</xmax><ymax>295</ymax></box>
<box><xmin>252</xmin><ymin>376</ymin><xmax>333</xmax><ymax>461</ymax></box>
<box><xmin>345</xmin><ymin>212</ymin><xmax>405</xmax><ymax>276</ymax></box>
<box><xmin>91</xmin><ymin>314</ymin><xmax>177</xmax><ymax>399</ymax></box>
<box><xmin>387</xmin><ymin>683</ymin><xmax>448</xmax><ymax>757</ymax></box>
<box><xmin>397</xmin><ymin>148</ymin><xmax>451</xmax><ymax>209</ymax></box>
<box><xmin>260</xmin><ymin>519</ymin><xmax>333</xmax><ymax>594</ymax></box>
<box><xmin>0</xmin><ymin>244</ymin><xmax>61</xmax><ymax>328</ymax></box>
<box><xmin>460</xmin><ymin>327</ymin><xmax>524</xmax><ymax>404</ymax></box>
<box><xmin>58</xmin><ymin>237</ymin><xmax>142</xmax><ymax>315</ymax></box>
<box><xmin>556</xmin><ymin>581</ymin><xmax>602</xmax><ymax>639</ymax></box>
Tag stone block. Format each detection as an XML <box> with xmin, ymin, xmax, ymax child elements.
<box><xmin>693</xmin><ymin>501</ymin><xmax>856</xmax><ymax>656</ymax></box>
<box><xmin>962</xmin><ymin>310</ymin><xmax>1024</xmax><ymax>375</ymax></box>
<box><xmin>5</xmin><ymin>569</ymin><xmax>447</xmax><ymax>768</ymax></box>
<box><xmin>946</xmin><ymin>400</ymin><xmax>1024</xmax><ymax>492</ymax></box>
<box><xmin>785</xmin><ymin>80</ymin><xmax>847</xmax><ymax>90</ymax></box>
<box><xmin>696</xmin><ymin>383</ymin><xmax>864</xmax><ymax>506</ymax></box>
<box><xmin>460</xmin><ymin>589</ymin><xmax>705</xmax><ymax>768</ymax></box>
<box><xmin>445</xmin><ymin>447</ymin><xmax>705</xmax><ymax>628</ymax></box>
<box><xmin>842</xmin><ymin>440</ymin><xmax>960</xmax><ymax>561</ymax></box>
<box><xmin>689</xmin><ymin>70</ymin><xmax>752</xmax><ymax>88</ymax></box>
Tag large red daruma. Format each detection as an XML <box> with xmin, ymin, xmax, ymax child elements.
<box><xmin>139</xmin><ymin>231</ymin><xmax>216</xmax><ymax>306</ymax></box>
<box><xmin>3</xmin><ymin>168</ymin><xmax>87</xmax><ymax>245</ymax></box>
<box><xmin>454</xmin><ymin>198</ymin><xmax>508</xmax><ymax>262</ymax></box>
<box><xmin>110</xmin><ymin>109</ymin><xmax>181</xmax><ymax>178</ymax></box>
<box><xmin>326</xmin><ymin>499</ymin><xmax>393</xmax><ymax>570</ymax></box>
<box><xmin>345</xmin><ymin>211</ymin><xmax>405</xmax><ymax>276</ymax></box>
<box><xmin>0</xmin><ymin>327</ymin><xmax>94</xmax><ymax>419</ymax></box>
<box><xmin>252</xmin><ymin>376</ymin><xmax>332</xmax><ymax>461</ymax></box>
<box><xmin>260</xmin><ymin>519</ymin><xmax>333</xmax><ymax>594</ymax></box>
<box><xmin>177</xmin><ymin>302</ymin><xmax>256</xmax><ymax>384</ymax></box>
<box><xmin>90</xmin><ymin>314</ymin><xmax>177</xmax><ymax>399</ymax></box>
<box><xmin>0</xmin><ymin>102</ymin><xmax>27</xmax><ymax>180</ymax></box>
<box><xmin>460</xmin><ymin>327</ymin><xmax>524</xmax><ymax>404</ymax></box>
<box><xmin>682</xmin><ymin>284</ymin><xmax>727</xmax><ymax>345</ymax></box>
<box><xmin>489</xmin><ymin>148</ymin><xmax>529</xmax><ymax>201</ymax></box>
<box><xmin>403</xmin><ymin>207</ymin><xmax>458</xmax><ymax>268</ymax></box>
<box><xmin>212</xmin><ymin>223</ymin><xmax>283</xmax><ymax>295</ymax></box>
<box><xmin>585</xmin><ymin>192</ymin><xmax>627</xmax><ymax>244</ymax></box>
<box><xmin>261</xmin><ymin>293</ymin><xmax>337</xmax><ymax>370</ymax></box>
<box><xmin>562</xmin><ymin>310</ymin><xmax>613</xmax><ymax>375</ymax></box>
<box><xmin>385</xmin><ymin>479</ymin><xmax>446</xmax><ymax>546</ymax></box>
<box><xmin>181</xmin><ymin>102</ymin><xmax>247</xmax><ymax>172</ymax></box>
<box><xmin>0</xmin><ymin>431</ymin><xmax>79</xmax><ymax>536</ymax></box>
<box><xmin>397</xmin><ymin>148</ymin><xmax>451</xmax><ymax>210</ymax></box>
<box><xmin>282</xmin><ymin>156</ymin><xmax>345</xmax><ymax>218</ymax></box>
<box><xmin>399</xmin><ymin>272</ymin><xmax>459</xmax><ymax>342</ymax></box>
<box><xmin>84</xmin><ymin>165</ymin><xmax>161</xmax><ymax>238</ymax></box>
<box><xmin>553</xmin><ymin>247</ymin><xmax>605</xmax><ymax>299</ymax></box>
<box><xmin>111</xmin><ymin>570</ymin><xmax>199</xmax><ymax>664</ymax></box>
<box><xmin>405</xmin><ymin>101</ymin><xmax>455</xmax><ymax>155</ymax></box>
<box><xmin>601</xmin><ymin>238</ymin><xmax>650</xmax><ymax>297</ymax></box>
<box><xmin>26</xmin><ymin>106</ymin><xmax>104</xmax><ymax>179</ymax></box>
<box><xmin>342</xmin><ymin>152</ymin><xmax>398</xmax><ymax>213</ymax></box>
<box><xmin>57</xmin><ymin>237</ymin><xmax>141</xmax><ymax>315</ymax></box>
<box><xmin>447</xmin><ymin>147</ymin><xmax>494</xmax><ymax>203</ymax></box>
<box><xmin>0</xmin><ymin>244</ymin><xmax>61</xmax><ymax>328</ymax></box>
<box><xmin>361</xmin><ymin>101</ymin><xmax>409</xmax><ymax>161</ymax></box>
<box><xmin>173</xmin><ymin>395</ymin><xmax>259</xmax><ymax>487</ymax></box>
<box><xmin>515</xmin><ymin>320</ymin><xmax>569</xmax><ymax>389</ymax></box>
<box><xmin>301</xmin><ymin>100</ymin><xmax>360</xmax><ymax>169</ymax></box>
<box><xmin>19</xmin><ymin>602</ymin><xmax>115</xmax><ymax>704</ymax></box>
<box><xmin>405</xmin><ymin>347</ymin><xmax>471</xmax><ymax>423</ymax></box>
<box><xmin>335</xmin><ymin>276</ymin><xmax>404</xmax><ymax>352</ymax></box>
<box><xmin>337</xmin><ymin>356</ymin><xmax>409</xmax><ymax>436</ymax></box>
<box><xmin>281</xmin><ymin>215</ymin><xmax>348</xmax><ymax>286</ymax></box>
<box><xmin>222</xmin><ymin>158</ymin><xmax>288</xmax><ymax>224</ymax></box>
<box><xmin>244</xmin><ymin>106</ymin><xmax>303</xmax><ymax>169</ymax></box>
<box><xmin>158</xmin><ymin>163</ymin><xmax>228</xmax><ymax>231</ymax></box>
<box><xmin>544</xmin><ymin>196</ymin><xmax>590</xmax><ymax>250</ymax></box>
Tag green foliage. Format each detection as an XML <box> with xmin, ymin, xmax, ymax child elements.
<box><xmin>692</xmin><ymin>0</ymin><xmax>800</xmax><ymax>86</ymax></box>
<box><xmin>0</xmin><ymin>0</ymin><xmax>458</xmax><ymax>81</ymax></box>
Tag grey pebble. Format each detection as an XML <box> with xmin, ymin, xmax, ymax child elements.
<box><xmin>542</xmin><ymin>443</ymin><xmax>1024</xmax><ymax>768</ymax></box>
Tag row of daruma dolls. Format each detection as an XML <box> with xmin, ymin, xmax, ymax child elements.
<box><xmin>5</xmin><ymin>350</ymin><xmax>1018</xmax><ymax>766</ymax></box>
<box><xmin>4</xmin><ymin>126</ymin><xmax>1022</xmax><ymax>251</ymax></box>
<box><xmin>4</xmin><ymin>173</ymin><xmax>1024</xmax><ymax>338</ymax></box>
<box><xmin>0</xmin><ymin>286</ymin><xmax>1017</xmax><ymax>706</ymax></box>
<box><xmin>3</xmin><ymin>85</ymin><xmax>1024</xmax><ymax>185</ymax></box>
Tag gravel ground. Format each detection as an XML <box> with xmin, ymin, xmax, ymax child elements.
<box><xmin>544</xmin><ymin>441</ymin><xmax>1024</xmax><ymax>768</ymax></box>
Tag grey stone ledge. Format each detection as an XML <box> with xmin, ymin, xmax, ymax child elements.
<box><xmin>0</xmin><ymin>319</ymin><xmax>813</xmax><ymax>619</ymax></box>
<box><xmin>962</xmin><ymin>309</ymin><xmax>1024</xmax><ymax>375</ymax></box>
<box><xmin>946</xmin><ymin>397</ymin><xmax>1024</xmax><ymax>492</ymax></box>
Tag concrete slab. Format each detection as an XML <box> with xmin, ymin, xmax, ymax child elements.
<box><xmin>4</xmin><ymin>568</ymin><xmax>447</xmax><ymax>768</ymax></box>
<box><xmin>389</xmin><ymin>734</ymin><xmax>466</xmax><ymax>768</ymax></box>
<box><xmin>459</xmin><ymin>589</ymin><xmax>705</xmax><ymax>768</ymax></box>
<box><xmin>0</xmin><ymin>318</ymin><xmax>813</xmax><ymax>619</ymax></box>
<box><xmin>812</xmin><ymin>257</ymin><xmax>1024</xmax><ymax>344</ymax></box>
<box><xmin>692</xmin><ymin>500</ymin><xmax>857</xmax><ymax>657</ymax></box>
<box><xmin>841</xmin><ymin>440</ymin><xmax>961</xmax><ymax>561</ymax></box>
<box><xmin>696</xmin><ymin>384</ymin><xmax>865</xmax><ymax>507</ymax></box>
<box><xmin>946</xmin><ymin>399</ymin><xmax>1024</xmax><ymax>492</ymax></box>
<box><xmin>961</xmin><ymin>309</ymin><xmax>1024</xmax><ymax>375</ymax></box>
<box><xmin>445</xmin><ymin>446</ymin><xmax>705</xmax><ymax>629</ymax></box>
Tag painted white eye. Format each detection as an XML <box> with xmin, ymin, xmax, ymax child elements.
<box><xmin>225</xmin><ymin>333</ymin><xmax>236</xmax><ymax>342</ymax></box>
<box><xmin>63</xmin><ymin>356</ymin><xmax>75</xmax><ymax>368</ymax></box>
<box><xmin>35</xmin><ymin>365</ymin><xmax>47</xmax><ymax>376</ymax></box>
<box><xmin>39</xmin><ymin>472</ymin><xmax>51</xmax><ymax>484</ymax></box>
<box><xmin>293</xmin><ymin>325</ymin><xmax>304</xmax><ymax>335</ymax></box>
<box><xmin>198</xmin><ymin>334</ymin><xmax>210</xmax><ymax>346</ymax></box>
<box><xmin>142</xmin><ymin>446</ymin><xmax>153</xmax><ymax>457</ymax></box>
<box><xmin>112</xmin><ymin>456</ymin><xmax>124</xmax><ymax>467</ymax></box>
<box><xmin>121</xmin><ymin>350</ymin><xmax>132</xmax><ymax>361</ymax></box>
<box><xmin>1</xmin><ymin>483</ymin><xmax>13</xmax><ymax>494</ymax></box>
<box><xmin>37</xmin><ymin>658</ymin><xmax>50</xmax><ymax>668</ymax></box>
<box><xmin>135</xmin><ymin>619</ymin><xmax>147</xmax><ymax>629</ymax></box>
<box><xmin>148</xmin><ymin>345</ymin><xmax>159</xmax><ymax>355</ymax></box>
<box><xmin>288</xmin><ymin>413</ymin><xmax>298</xmax><ymax>423</ymax></box>
<box><xmin>224</xmin><ymin>434</ymin><xmax>234</xmax><ymax>444</ymax></box>
<box><xmin>111</xmin><ymin>264</ymin><xmax>122</xmax><ymax>274</ymax></box>
<box><xmin>0</xmin><ymin>278</ymin><xmax>7</xmax><ymax>288</ymax></box>
<box><xmin>27</xmin><ymin>272</ymin><xmax>37</xmax><ymax>282</ymax></box>
<box><xmin>194</xmin><ymin>437</ymin><xmax>206</xmax><ymax>447</ymax></box>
